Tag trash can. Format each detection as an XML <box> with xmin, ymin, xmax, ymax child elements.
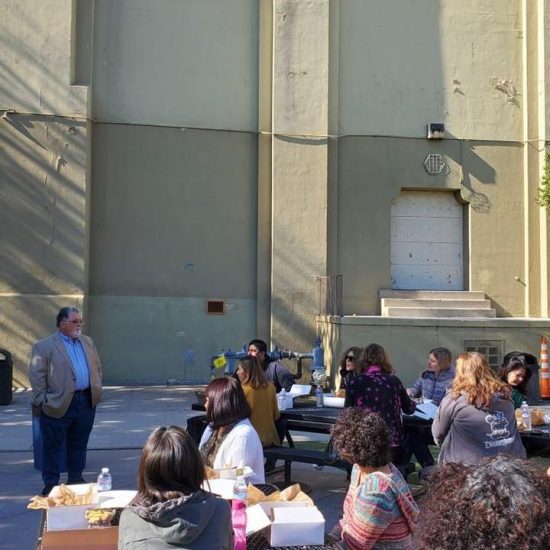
<box><xmin>0</xmin><ymin>349</ymin><xmax>13</xmax><ymax>405</ymax></box>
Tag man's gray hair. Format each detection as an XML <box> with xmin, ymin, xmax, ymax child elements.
<box><xmin>56</xmin><ymin>307</ymin><xmax>81</xmax><ymax>327</ymax></box>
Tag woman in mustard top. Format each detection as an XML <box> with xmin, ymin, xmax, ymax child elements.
<box><xmin>235</xmin><ymin>356</ymin><xmax>280</xmax><ymax>447</ymax></box>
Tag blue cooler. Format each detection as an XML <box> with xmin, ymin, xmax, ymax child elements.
<box><xmin>32</xmin><ymin>415</ymin><xmax>67</xmax><ymax>472</ymax></box>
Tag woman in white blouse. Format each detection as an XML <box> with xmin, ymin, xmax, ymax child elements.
<box><xmin>199</xmin><ymin>376</ymin><xmax>265</xmax><ymax>484</ymax></box>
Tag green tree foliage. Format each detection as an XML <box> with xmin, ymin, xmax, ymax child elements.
<box><xmin>536</xmin><ymin>152</ymin><xmax>550</xmax><ymax>214</ymax></box>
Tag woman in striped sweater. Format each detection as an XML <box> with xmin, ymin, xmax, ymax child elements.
<box><xmin>330</xmin><ymin>408</ymin><xmax>419</xmax><ymax>549</ymax></box>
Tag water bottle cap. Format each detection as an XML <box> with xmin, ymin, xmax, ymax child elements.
<box><xmin>101</xmin><ymin>467</ymin><xmax>109</xmax><ymax>473</ymax></box>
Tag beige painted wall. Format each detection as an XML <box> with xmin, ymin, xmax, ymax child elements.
<box><xmin>92</xmin><ymin>0</ymin><xmax>259</xmax><ymax>130</ymax></box>
<box><xmin>270</xmin><ymin>0</ymin><xmax>330</xmax><ymax>357</ymax></box>
<box><xmin>88</xmin><ymin>296</ymin><xmax>256</xmax><ymax>383</ymax></box>
<box><xmin>0</xmin><ymin>0</ymin><xmax>88</xmax><ymax>116</ymax></box>
<box><xmin>339</xmin><ymin>0</ymin><xmax>522</xmax><ymax>140</ymax></box>
<box><xmin>89</xmin><ymin>124</ymin><xmax>258</xmax><ymax>381</ymax></box>
<box><xmin>337</xmin><ymin>136</ymin><xmax>527</xmax><ymax>317</ymax></box>
<box><xmin>318</xmin><ymin>315</ymin><xmax>550</xmax><ymax>389</ymax></box>
<box><xmin>2</xmin><ymin>1</ymin><xmax>550</xmax><ymax>386</ymax></box>
<box><xmin>0</xmin><ymin>114</ymin><xmax>89</xmax><ymax>386</ymax></box>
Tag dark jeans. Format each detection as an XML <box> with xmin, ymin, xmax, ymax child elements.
<box><xmin>40</xmin><ymin>390</ymin><xmax>96</xmax><ymax>486</ymax></box>
<box><xmin>187</xmin><ymin>414</ymin><xmax>208</xmax><ymax>445</ymax></box>
<box><xmin>405</xmin><ymin>425</ymin><xmax>435</xmax><ymax>468</ymax></box>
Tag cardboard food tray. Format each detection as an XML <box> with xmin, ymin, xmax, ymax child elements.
<box><xmin>41</xmin><ymin>526</ymin><xmax>118</xmax><ymax>550</ymax></box>
<box><xmin>46</xmin><ymin>484</ymin><xmax>99</xmax><ymax>531</ymax></box>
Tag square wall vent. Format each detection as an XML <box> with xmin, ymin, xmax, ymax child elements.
<box><xmin>463</xmin><ymin>339</ymin><xmax>503</xmax><ymax>370</ymax></box>
<box><xmin>206</xmin><ymin>300</ymin><xmax>225</xmax><ymax>315</ymax></box>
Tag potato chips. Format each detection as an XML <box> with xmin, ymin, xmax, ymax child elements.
<box><xmin>27</xmin><ymin>484</ymin><xmax>96</xmax><ymax>510</ymax></box>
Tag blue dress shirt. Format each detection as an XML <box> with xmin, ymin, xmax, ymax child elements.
<box><xmin>59</xmin><ymin>332</ymin><xmax>90</xmax><ymax>390</ymax></box>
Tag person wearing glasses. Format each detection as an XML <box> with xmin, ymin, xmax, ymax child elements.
<box><xmin>498</xmin><ymin>354</ymin><xmax>532</xmax><ymax>409</ymax></box>
<box><xmin>29</xmin><ymin>307</ymin><xmax>103</xmax><ymax>496</ymax></box>
<box><xmin>336</xmin><ymin>346</ymin><xmax>362</xmax><ymax>397</ymax></box>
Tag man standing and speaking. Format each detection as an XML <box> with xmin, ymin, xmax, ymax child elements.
<box><xmin>29</xmin><ymin>307</ymin><xmax>103</xmax><ymax>496</ymax></box>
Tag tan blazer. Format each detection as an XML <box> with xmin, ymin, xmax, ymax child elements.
<box><xmin>29</xmin><ymin>332</ymin><xmax>103</xmax><ymax>419</ymax></box>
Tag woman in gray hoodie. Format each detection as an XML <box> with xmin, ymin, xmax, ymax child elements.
<box><xmin>118</xmin><ymin>426</ymin><xmax>232</xmax><ymax>550</ymax></box>
<box><xmin>432</xmin><ymin>352</ymin><xmax>525</xmax><ymax>465</ymax></box>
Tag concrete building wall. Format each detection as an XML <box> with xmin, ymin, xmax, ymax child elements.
<box><xmin>338</xmin><ymin>0</ymin><xmax>522</xmax><ymax>140</ymax></box>
<box><xmin>88</xmin><ymin>124</ymin><xmax>258</xmax><ymax>381</ymax></box>
<box><xmin>317</xmin><ymin>315</ymin><xmax>550</xmax><ymax>389</ymax></box>
<box><xmin>92</xmin><ymin>0</ymin><xmax>259</xmax><ymax>130</ymax></box>
<box><xmin>2</xmin><ymin>1</ymin><xmax>550</xmax><ymax>386</ymax></box>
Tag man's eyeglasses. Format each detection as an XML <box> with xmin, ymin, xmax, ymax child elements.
<box><xmin>345</xmin><ymin>355</ymin><xmax>356</xmax><ymax>361</ymax></box>
<box><xmin>63</xmin><ymin>319</ymin><xmax>83</xmax><ymax>325</ymax></box>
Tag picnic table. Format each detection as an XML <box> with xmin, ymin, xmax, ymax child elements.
<box><xmin>190</xmin><ymin>399</ymin><xmax>550</xmax><ymax>458</ymax></box>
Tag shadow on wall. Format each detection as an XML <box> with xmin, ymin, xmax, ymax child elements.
<box><xmin>0</xmin><ymin>20</ymin><xmax>89</xmax><ymax>386</ymax></box>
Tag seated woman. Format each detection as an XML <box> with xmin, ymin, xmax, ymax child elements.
<box><xmin>406</xmin><ymin>347</ymin><xmax>455</xmax><ymax>471</ymax></box>
<box><xmin>118</xmin><ymin>426</ymin><xmax>232</xmax><ymax>550</ymax></box>
<box><xmin>336</xmin><ymin>346</ymin><xmax>362</xmax><ymax>397</ymax></box>
<box><xmin>432</xmin><ymin>351</ymin><xmax>526</xmax><ymax>465</ymax></box>
<box><xmin>407</xmin><ymin>347</ymin><xmax>454</xmax><ymax>406</ymax></box>
<box><xmin>416</xmin><ymin>455</ymin><xmax>550</xmax><ymax>550</ymax></box>
<box><xmin>498</xmin><ymin>354</ymin><xmax>532</xmax><ymax>409</ymax></box>
<box><xmin>345</xmin><ymin>343</ymin><xmax>416</xmax><ymax>464</ymax></box>
<box><xmin>199</xmin><ymin>376</ymin><xmax>265</xmax><ymax>483</ymax></box>
<box><xmin>235</xmin><ymin>355</ymin><xmax>280</xmax><ymax>447</ymax></box>
<box><xmin>330</xmin><ymin>408</ymin><xmax>419</xmax><ymax>550</ymax></box>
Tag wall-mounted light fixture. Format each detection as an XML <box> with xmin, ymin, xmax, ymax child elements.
<box><xmin>427</xmin><ymin>122</ymin><xmax>444</xmax><ymax>139</ymax></box>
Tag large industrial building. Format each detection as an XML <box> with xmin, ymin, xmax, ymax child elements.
<box><xmin>2</xmin><ymin>1</ymin><xmax>550</xmax><ymax>387</ymax></box>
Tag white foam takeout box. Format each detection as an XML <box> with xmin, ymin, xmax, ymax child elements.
<box><xmin>323</xmin><ymin>394</ymin><xmax>345</xmax><ymax>408</ymax></box>
<box><xmin>46</xmin><ymin>483</ymin><xmax>99</xmax><ymax>531</ymax></box>
<box><xmin>284</xmin><ymin>384</ymin><xmax>313</xmax><ymax>408</ymax></box>
<box><xmin>46</xmin><ymin>484</ymin><xmax>137</xmax><ymax>531</ymax></box>
<box><xmin>246</xmin><ymin>501</ymin><xmax>325</xmax><ymax>547</ymax></box>
<box><xmin>201</xmin><ymin>467</ymin><xmax>256</xmax><ymax>499</ymax></box>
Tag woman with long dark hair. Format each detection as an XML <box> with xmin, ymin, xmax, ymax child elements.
<box><xmin>198</xmin><ymin>376</ymin><xmax>265</xmax><ymax>483</ymax></box>
<box><xmin>118</xmin><ymin>426</ymin><xmax>232</xmax><ymax>549</ymax></box>
<box><xmin>235</xmin><ymin>355</ymin><xmax>280</xmax><ymax>447</ymax></box>
<box><xmin>498</xmin><ymin>354</ymin><xmax>532</xmax><ymax>409</ymax></box>
<box><xmin>336</xmin><ymin>346</ymin><xmax>363</xmax><ymax>396</ymax></box>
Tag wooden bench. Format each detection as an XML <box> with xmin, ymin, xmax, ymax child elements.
<box><xmin>264</xmin><ymin>446</ymin><xmax>416</xmax><ymax>485</ymax></box>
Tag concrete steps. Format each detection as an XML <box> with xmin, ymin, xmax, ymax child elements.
<box><xmin>379</xmin><ymin>290</ymin><xmax>496</xmax><ymax>318</ymax></box>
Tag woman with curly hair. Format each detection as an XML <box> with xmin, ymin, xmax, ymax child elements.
<box><xmin>345</xmin><ymin>343</ymin><xmax>416</xmax><ymax>464</ymax></box>
<box><xmin>416</xmin><ymin>455</ymin><xmax>550</xmax><ymax>550</ymax></box>
<box><xmin>235</xmin><ymin>355</ymin><xmax>280</xmax><ymax>447</ymax></box>
<box><xmin>336</xmin><ymin>346</ymin><xmax>363</xmax><ymax>396</ymax></box>
<box><xmin>330</xmin><ymin>408</ymin><xmax>419</xmax><ymax>550</ymax></box>
<box><xmin>432</xmin><ymin>351</ymin><xmax>525</xmax><ymax>465</ymax></box>
<box><xmin>497</xmin><ymin>354</ymin><xmax>532</xmax><ymax>409</ymax></box>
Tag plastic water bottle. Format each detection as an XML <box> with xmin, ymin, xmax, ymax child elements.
<box><xmin>232</xmin><ymin>463</ymin><xmax>247</xmax><ymax>549</ymax></box>
<box><xmin>278</xmin><ymin>388</ymin><xmax>287</xmax><ymax>411</ymax></box>
<box><xmin>97</xmin><ymin>467</ymin><xmax>112</xmax><ymax>492</ymax></box>
<box><xmin>232</xmin><ymin>462</ymin><xmax>248</xmax><ymax>503</ymax></box>
<box><xmin>316</xmin><ymin>385</ymin><xmax>324</xmax><ymax>408</ymax></box>
<box><xmin>520</xmin><ymin>401</ymin><xmax>532</xmax><ymax>430</ymax></box>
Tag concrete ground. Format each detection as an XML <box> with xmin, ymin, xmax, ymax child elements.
<box><xmin>0</xmin><ymin>386</ymin><xmax>346</xmax><ymax>550</ymax></box>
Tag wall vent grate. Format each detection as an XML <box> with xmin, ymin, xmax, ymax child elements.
<box><xmin>463</xmin><ymin>339</ymin><xmax>503</xmax><ymax>370</ymax></box>
<box><xmin>206</xmin><ymin>300</ymin><xmax>225</xmax><ymax>315</ymax></box>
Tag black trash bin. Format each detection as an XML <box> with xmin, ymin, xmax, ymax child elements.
<box><xmin>0</xmin><ymin>349</ymin><xmax>13</xmax><ymax>405</ymax></box>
